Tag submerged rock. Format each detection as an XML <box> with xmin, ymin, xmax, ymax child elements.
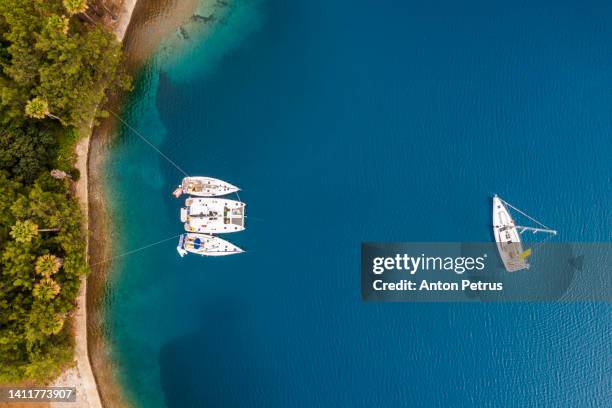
<box><xmin>179</xmin><ymin>26</ymin><xmax>190</xmax><ymax>40</ymax></box>
<box><xmin>192</xmin><ymin>13</ymin><xmax>216</xmax><ymax>23</ymax></box>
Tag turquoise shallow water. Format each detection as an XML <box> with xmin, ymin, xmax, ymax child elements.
<box><xmin>106</xmin><ymin>0</ymin><xmax>611</xmax><ymax>406</ymax></box>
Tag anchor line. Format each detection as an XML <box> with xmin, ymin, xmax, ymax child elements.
<box><xmin>244</xmin><ymin>216</ymin><xmax>264</xmax><ymax>221</ymax></box>
<box><xmin>109</xmin><ymin>110</ymin><xmax>190</xmax><ymax>177</ymax></box>
<box><xmin>90</xmin><ymin>234</ymin><xmax>182</xmax><ymax>267</ymax></box>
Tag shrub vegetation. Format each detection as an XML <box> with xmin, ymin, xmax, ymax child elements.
<box><xmin>0</xmin><ymin>0</ymin><xmax>128</xmax><ymax>382</ymax></box>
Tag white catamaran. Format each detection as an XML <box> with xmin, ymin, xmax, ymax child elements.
<box><xmin>173</xmin><ymin>176</ymin><xmax>239</xmax><ymax>198</ymax></box>
<box><xmin>177</xmin><ymin>233</ymin><xmax>244</xmax><ymax>257</ymax></box>
<box><xmin>492</xmin><ymin>195</ymin><xmax>557</xmax><ymax>272</ymax></box>
<box><xmin>181</xmin><ymin>197</ymin><xmax>246</xmax><ymax>234</ymax></box>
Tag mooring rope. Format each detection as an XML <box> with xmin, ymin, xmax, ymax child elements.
<box><xmin>244</xmin><ymin>216</ymin><xmax>264</xmax><ymax>221</ymax></box>
<box><xmin>90</xmin><ymin>234</ymin><xmax>182</xmax><ymax>267</ymax></box>
<box><xmin>109</xmin><ymin>110</ymin><xmax>190</xmax><ymax>177</ymax></box>
<box><xmin>97</xmin><ymin>111</ymin><xmax>252</xmax><ymax>262</ymax></box>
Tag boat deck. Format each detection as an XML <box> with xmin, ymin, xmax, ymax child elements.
<box><xmin>183</xmin><ymin>197</ymin><xmax>245</xmax><ymax>233</ymax></box>
<box><xmin>181</xmin><ymin>177</ymin><xmax>239</xmax><ymax>197</ymax></box>
<box><xmin>492</xmin><ymin>196</ymin><xmax>529</xmax><ymax>272</ymax></box>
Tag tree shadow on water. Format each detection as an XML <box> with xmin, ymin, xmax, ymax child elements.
<box><xmin>158</xmin><ymin>300</ymin><xmax>273</xmax><ymax>408</ymax></box>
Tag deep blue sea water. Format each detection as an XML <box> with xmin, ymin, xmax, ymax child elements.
<box><xmin>105</xmin><ymin>0</ymin><xmax>611</xmax><ymax>406</ymax></box>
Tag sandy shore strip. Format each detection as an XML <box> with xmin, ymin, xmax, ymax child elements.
<box><xmin>49</xmin><ymin>137</ymin><xmax>99</xmax><ymax>408</ymax></box>
<box><xmin>114</xmin><ymin>0</ymin><xmax>139</xmax><ymax>40</ymax></box>
<box><xmin>49</xmin><ymin>2</ymin><xmax>140</xmax><ymax>407</ymax></box>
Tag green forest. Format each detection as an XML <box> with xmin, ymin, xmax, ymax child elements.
<box><xmin>0</xmin><ymin>0</ymin><xmax>127</xmax><ymax>382</ymax></box>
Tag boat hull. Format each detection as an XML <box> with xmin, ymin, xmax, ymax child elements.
<box><xmin>179</xmin><ymin>177</ymin><xmax>239</xmax><ymax>197</ymax></box>
<box><xmin>177</xmin><ymin>233</ymin><xmax>243</xmax><ymax>257</ymax></box>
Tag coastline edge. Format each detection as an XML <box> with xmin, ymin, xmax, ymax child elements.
<box><xmin>67</xmin><ymin>1</ymin><xmax>139</xmax><ymax>407</ymax></box>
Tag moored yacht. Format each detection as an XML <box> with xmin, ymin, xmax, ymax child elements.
<box><xmin>180</xmin><ymin>197</ymin><xmax>246</xmax><ymax>233</ymax></box>
<box><xmin>492</xmin><ymin>195</ymin><xmax>528</xmax><ymax>272</ymax></box>
<box><xmin>177</xmin><ymin>233</ymin><xmax>244</xmax><ymax>257</ymax></box>
<box><xmin>173</xmin><ymin>176</ymin><xmax>239</xmax><ymax>198</ymax></box>
<box><xmin>492</xmin><ymin>194</ymin><xmax>557</xmax><ymax>272</ymax></box>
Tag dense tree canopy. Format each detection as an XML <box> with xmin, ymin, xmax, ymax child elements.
<box><xmin>0</xmin><ymin>0</ymin><xmax>128</xmax><ymax>382</ymax></box>
<box><xmin>10</xmin><ymin>219</ymin><xmax>40</xmax><ymax>244</ymax></box>
<box><xmin>0</xmin><ymin>173</ymin><xmax>88</xmax><ymax>381</ymax></box>
<box><xmin>0</xmin><ymin>121</ymin><xmax>58</xmax><ymax>183</ymax></box>
<box><xmin>0</xmin><ymin>0</ymin><xmax>128</xmax><ymax>127</ymax></box>
<box><xmin>25</xmin><ymin>97</ymin><xmax>56</xmax><ymax>121</ymax></box>
<box><xmin>63</xmin><ymin>0</ymin><xmax>89</xmax><ymax>17</ymax></box>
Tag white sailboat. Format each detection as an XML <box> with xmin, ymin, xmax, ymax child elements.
<box><xmin>180</xmin><ymin>197</ymin><xmax>246</xmax><ymax>233</ymax></box>
<box><xmin>177</xmin><ymin>233</ymin><xmax>244</xmax><ymax>257</ymax></box>
<box><xmin>173</xmin><ymin>176</ymin><xmax>239</xmax><ymax>198</ymax></box>
<box><xmin>492</xmin><ymin>195</ymin><xmax>557</xmax><ymax>272</ymax></box>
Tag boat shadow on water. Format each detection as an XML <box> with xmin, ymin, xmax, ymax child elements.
<box><xmin>461</xmin><ymin>242</ymin><xmax>605</xmax><ymax>302</ymax></box>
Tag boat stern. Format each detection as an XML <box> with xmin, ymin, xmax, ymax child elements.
<box><xmin>177</xmin><ymin>234</ymin><xmax>188</xmax><ymax>257</ymax></box>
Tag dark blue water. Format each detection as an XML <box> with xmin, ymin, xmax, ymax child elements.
<box><xmin>106</xmin><ymin>0</ymin><xmax>612</xmax><ymax>406</ymax></box>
